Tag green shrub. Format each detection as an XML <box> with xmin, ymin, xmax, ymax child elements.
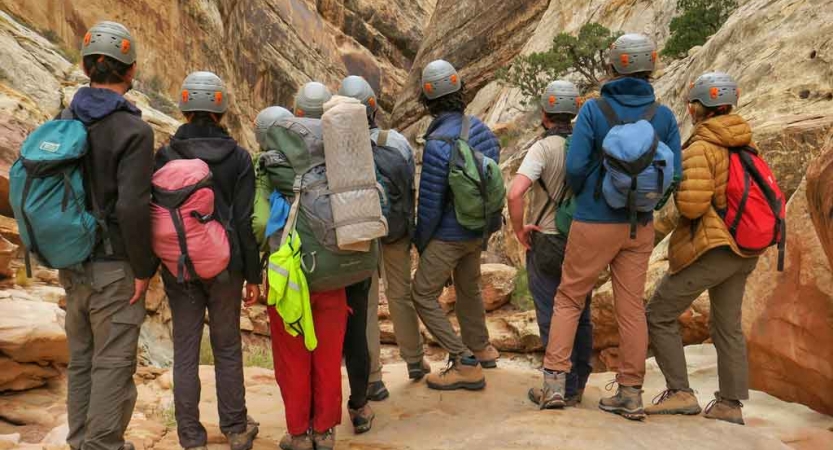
<box><xmin>497</xmin><ymin>23</ymin><xmax>621</xmax><ymax>106</ymax></box>
<box><xmin>511</xmin><ymin>267</ymin><xmax>534</xmax><ymax>311</ymax></box>
<box><xmin>662</xmin><ymin>0</ymin><xmax>738</xmax><ymax>59</ymax></box>
<box><xmin>243</xmin><ymin>344</ymin><xmax>273</xmax><ymax>369</ymax></box>
<box><xmin>199</xmin><ymin>332</ymin><xmax>214</xmax><ymax>365</ymax></box>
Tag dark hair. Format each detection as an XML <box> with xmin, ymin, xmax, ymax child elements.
<box><xmin>83</xmin><ymin>54</ymin><xmax>133</xmax><ymax>85</ymax></box>
<box><xmin>419</xmin><ymin>83</ymin><xmax>467</xmax><ymax>117</ymax></box>
<box><xmin>186</xmin><ymin>111</ymin><xmax>228</xmax><ymax>129</ymax></box>
<box><xmin>608</xmin><ymin>65</ymin><xmax>654</xmax><ymax>82</ymax></box>
<box><xmin>544</xmin><ymin>112</ymin><xmax>575</xmax><ymax>124</ymax></box>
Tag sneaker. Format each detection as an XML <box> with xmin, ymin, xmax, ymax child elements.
<box><xmin>348</xmin><ymin>403</ymin><xmax>375</xmax><ymax>434</ymax></box>
<box><xmin>645</xmin><ymin>389</ymin><xmax>702</xmax><ymax>416</ymax></box>
<box><xmin>425</xmin><ymin>356</ymin><xmax>486</xmax><ymax>391</ymax></box>
<box><xmin>312</xmin><ymin>428</ymin><xmax>336</xmax><ymax>450</ymax></box>
<box><xmin>279</xmin><ymin>433</ymin><xmax>313</xmax><ymax>450</ymax></box>
<box><xmin>407</xmin><ymin>359</ymin><xmax>432</xmax><ymax>380</ymax></box>
<box><xmin>225</xmin><ymin>416</ymin><xmax>260</xmax><ymax>450</ymax></box>
<box><xmin>704</xmin><ymin>392</ymin><xmax>745</xmax><ymax>425</ymax></box>
<box><xmin>473</xmin><ymin>344</ymin><xmax>500</xmax><ymax>369</ymax></box>
<box><xmin>367</xmin><ymin>381</ymin><xmax>390</xmax><ymax>402</ymax></box>
<box><xmin>599</xmin><ymin>383</ymin><xmax>645</xmax><ymax>421</ymax></box>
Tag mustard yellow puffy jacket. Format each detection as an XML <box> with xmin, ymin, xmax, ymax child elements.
<box><xmin>669</xmin><ymin>114</ymin><xmax>760</xmax><ymax>273</ymax></box>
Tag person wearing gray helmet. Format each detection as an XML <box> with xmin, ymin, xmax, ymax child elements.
<box><xmin>155</xmin><ymin>71</ymin><xmax>261</xmax><ymax>450</ymax></box>
<box><xmin>255</xmin><ymin>106</ymin><xmax>294</xmax><ymax>149</ymax></box>
<box><xmin>60</xmin><ymin>21</ymin><xmax>154</xmax><ymax>450</ymax></box>
<box><xmin>536</xmin><ymin>33</ymin><xmax>681</xmax><ymax>420</ymax></box>
<box><xmin>252</xmin><ymin>106</ymin><xmax>294</xmax><ymax>249</ymax></box>
<box><xmin>646</xmin><ymin>72</ymin><xmax>762</xmax><ymax>425</ymax></box>
<box><xmin>412</xmin><ymin>60</ymin><xmax>501</xmax><ymax>391</ymax></box>
<box><xmin>339</xmin><ymin>75</ymin><xmax>427</xmax><ymax>388</ymax></box>
<box><xmin>293</xmin><ymin>82</ymin><xmax>332</xmax><ymax>119</ymax></box>
<box><xmin>507</xmin><ymin>80</ymin><xmax>594</xmax><ymax>409</ymax></box>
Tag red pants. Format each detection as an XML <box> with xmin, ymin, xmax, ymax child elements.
<box><xmin>268</xmin><ymin>289</ymin><xmax>348</xmax><ymax>435</ymax></box>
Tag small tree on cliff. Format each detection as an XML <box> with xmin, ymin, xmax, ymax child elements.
<box><xmin>496</xmin><ymin>23</ymin><xmax>620</xmax><ymax>106</ymax></box>
<box><xmin>661</xmin><ymin>0</ymin><xmax>738</xmax><ymax>59</ymax></box>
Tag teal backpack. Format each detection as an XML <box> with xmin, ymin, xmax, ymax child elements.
<box><xmin>432</xmin><ymin>115</ymin><xmax>505</xmax><ymax>234</ymax></box>
<box><xmin>9</xmin><ymin>111</ymin><xmax>109</xmax><ymax>274</ymax></box>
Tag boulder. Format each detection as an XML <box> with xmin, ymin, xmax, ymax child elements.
<box><xmin>486</xmin><ymin>311</ymin><xmax>543</xmax><ymax>353</ymax></box>
<box><xmin>439</xmin><ymin>264</ymin><xmax>517</xmax><ymax>312</ymax></box>
<box><xmin>0</xmin><ymin>299</ymin><xmax>68</xmax><ymax>364</ymax></box>
<box><xmin>243</xmin><ymin>304</ymin><xmax>270</xmax><ymax>337</ymax></box>
<box><xmin>0</xmin><ymin>355</ymin><xmax>59</xmax><ymax>391</ymax></box>
<box><xmin>806</xmin><ymin>129</ymin><xmax>833</xmax><ymax>268</ymax></box>
<box><xmin>743</xmin><ymin>179</ymin><xmax>833</xmax><ymax>416</ymax></box>
<box><xmin>0</xmin><ymin>235</ymin><xmax>15</xmax><ymax>278</ymax></box>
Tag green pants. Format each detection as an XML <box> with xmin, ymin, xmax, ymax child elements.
<box><xmin>60</xmin><ymin>261</ymin><xmax>146</xmax><ymax>450</ymax></box>
<box><xmin>647</xmin><ymin>247</ymin><xmax>758</xmax><ymax>400</ymax></box>
<box><xmin>410</xmin><ymin>239</ymin><xmax>490</xmax><ymax>358</ymax></box>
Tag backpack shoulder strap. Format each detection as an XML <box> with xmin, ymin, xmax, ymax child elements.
<box><xmin>377</xmin><ymin>130</ymin><xmax>390</xmax><ymax>147</ymax></box>
<box><xmin>641</xmin><ymin>102</ymin><xmax>659</xmax><ymax>122</ymax></box>
<box><xmin>59</xmin><ymin>108</ymin><xmax>74</xmax><ymax>120</ymax></box>
<box><xmin>595</xmin><ymin>98</ymin><xmax>622</xmax><ymax>127</ymax></box>
<box><xmin>460</xmin><ymin>115</ymin><xmax>471</xmax><ymax>142</ymax></box>
<box><xmin>71</xmin><ymin>113</ymin><xmax>114</xmax><ymax>256</ymax></box>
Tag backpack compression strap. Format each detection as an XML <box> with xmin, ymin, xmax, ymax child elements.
<box><xmin>377</xmin><ymin>130</ymin><xmax>390</xmax><ymax>148</ymax></box>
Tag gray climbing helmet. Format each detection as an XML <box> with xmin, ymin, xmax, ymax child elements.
<box><xmin>81</xmin><ymin>21</ymin><xmax>137</xmax><ymax>65</ymax></box>
<box><xmin>689</xmin><ymin>72</ymin><xmax>739</xmax><ymax>108</ymax></box>
<box><xmin>338</xmin><ymin>76</ymin><xmax>378</xmax><ymax>111</ymax></box>
<box><xmin>255</xmin><ymin>106</ymin><xmax>294</xmax><ymax>148</ymax></box>
<box><xmin>179</xmin><ymin>71</ymin><xmax>228</xmax><ymax>114</ymax></box>
<box><xmin>541</xmin><ymin>80</ymin><xmax>581</xmax><ymax>116</ymax></box>
<box><xmin>294</xmin><ymin>82</ymin><xmax>332</xmax><ymax>119</ymax></box>
<box><xmin>421</xmin><ymin>60</ymin><xmax>461</xmax><ymax>100</ymax></box>
<box><xmin>609</xmin><ymin>33</ymin><xmax>657</xmax><ymax>75</ymax></box>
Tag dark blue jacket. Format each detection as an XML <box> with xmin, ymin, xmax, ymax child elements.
<box><xmin>415</xmin><ymin>113</ymin><xmax>500</xmax><ymax>251</ymax></box>
<box><xmin>568</xmin><ymin>78</ymin><xmax>682</xmax><ymax>224</ymax></box>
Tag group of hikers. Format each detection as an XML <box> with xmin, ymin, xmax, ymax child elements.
<box><xmin>9</xmin><ymin>18</ymin><xmax>788</xmax><ymax>450</ymax></box>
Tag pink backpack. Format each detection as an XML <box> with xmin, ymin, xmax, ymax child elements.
<box><xmin>151</xmin><ymin>159</ymin><xmax>230</xmax><ymax>282</ymax></box>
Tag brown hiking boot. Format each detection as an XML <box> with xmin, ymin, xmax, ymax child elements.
<box><xmin>279</xmin><ymin>433</ymin><xmax>313</xmax><ymax>450</ymax></box>
<box><xmin>599</xmin><ymin>383</ymin><xmax>645</xmax><ymax>421</ymax></box>
<box><xmin>704</xmin><ymin>392</ymin><xmax>745</xmax><ymax>425</ymax></box>
<box><xmin>348</xmin><ymin>403</ymin><xmax>375</xmax><ymax>434</ymax></box>
<box><xmin>407</xmin><ymin>358</ymin><xmax>432</xmax><ymax>380</ymax></box>
<box><xmin>226</xmin><ymin>416</ymin><xmax>259</xmax><ymax>450</ymax></box>
<box><xmin>645</xmin><ymin>389</ymin><xmax>702</xmax><ymax>415</ymax></box>
<box><xmin>312</xmin><ymin>428</ymin><xmax>336</xmax><ymax>450</ymax></box>
<box><xmin>426</xmin><ymin>356</ymin><xmax>485</xmax><ymax>391</ymax></box>
<box><xmin>473</xmin><ymin>345</ymin><xmax>500</xmax><ymax>369</ymax></box>
<box><xmin>565</xmin><ymin>389</ymin><xmax>584</xmax><ymax>407</ymax></box>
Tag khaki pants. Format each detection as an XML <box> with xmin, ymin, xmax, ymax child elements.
<box><xmin>381</xmin><ymin>238</ymin><xmax>424</xmax><ymax>365</ymax></box>
<box><xmin>544</xmin><ymin>221</ymin><xmax>654</xmax><ymax>387</ymax></box>
<box><xmin>411</xmin><ymin>239</ymin><xmax>490</xmax><ymax>358</ymax></box>
<box><xmin>647</xmin><ymin>247</ymin><xmax>758</xmax><ymax>400</ymax></box>
<box><xmin>61</xmin><ymin>261</ymin><xmax>146</xmax><ymax>450</ymax></box>
<box><xmin>366</xmin><ymin>273</ymin><xmax>384</xmax><ymax>383</ymax></box>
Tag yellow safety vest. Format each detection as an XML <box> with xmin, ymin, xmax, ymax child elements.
<box><xmin>267</xmin><ymin>230</ymin><xmax>316</xmax><ymax>351</ymax></box>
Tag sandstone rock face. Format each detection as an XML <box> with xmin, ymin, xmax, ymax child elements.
<box><xmin>391</xmin><ymin>0</ymin><xmax>551</xmax><ymax>129</ymax></box>
<box><xmin>743</xmin><ymin>179</ymin><xmax>833</xmax><ymax>416</ymax></box>
<box><xmin>0</xmin><ymin>299</ymin><xmax>68</xmax><ymax>365</ymax></box>
<box><xmin>439</xmin><ymin>263</ymin><xmax>517</xmax><ymax>312</ymax></box>
<box><xmin>0</xmin><ymin>235</ymin><xmax>16</xmax><ymax>278</ymax></box>
<box><xmin>0</xmin><ymin>355</ymin><xmax>59</xmax><ymax>391</ymax></box>
<box><xmin>806</xmin><ymin>129</ymin><xmax>833</xmax><ymax>268</ymax></box>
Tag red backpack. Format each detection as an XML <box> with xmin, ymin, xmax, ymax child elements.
<box><xmin>151</xmin><ymin>159</ymin><xmax>231</xmax><ymax>282</ymax></box>
<box><xmin>721</xmin><ymin>146</ymin><xmax>786</xmax><ymax>270</ymax></box>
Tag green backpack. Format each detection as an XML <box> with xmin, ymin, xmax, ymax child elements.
<box><xmin>260</xmin><ymin>118</ymin><xmax>379</xmax><ymax>293</ymax></box>
<box><xmin>433</xmin><ymin>115</ymin><xmax>505</xmax><ymax>233</ymax></box>
<box><xmin>555</xmin><ymin>136</ymin><xmax>575</xmax><ymax>236</ymax></box>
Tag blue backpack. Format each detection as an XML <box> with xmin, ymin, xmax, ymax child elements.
<box><xmin>594</xmin><ymin>99</ymin><xmax>674</xmax><ymax>237</ymax></box>
<box><xmin>9</xmin><ymin>111</ymin><xmax>109</xmax><ymax>274</ymax></box>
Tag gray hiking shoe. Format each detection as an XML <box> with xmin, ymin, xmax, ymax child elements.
<box><xmin>279</xmin><ymin>432</ymin><xmax>313</xmax><ymax>450</ymax></box>
<box><xmin>704</xmin><ymin>392</ymin><xmax>745</xmax><ymax>425</ymax></box>
<box><xmin>407</xmin><ymin>358</ymin><xmax>432</xmax><ymax>380</ymax></box>
<box><xmin>536</xmin><ymin>371</ymin><xmax>567</xmax><ymax>410</ymax></box>
<box><xmin>367</xmin><ymin>381</ymin><xmax>390</xmax><ymax>401</ymax></box>
<box><xmin>312</xmin><ymin>428</ymin><xmax>336</xmax><ymax>450</ymax></box>
<box><xmin>226</xmin><ymin>416</ymin><xmax>259</xmax><ymax>450</ymax></box>
<box><xmin>599</xmin><ymin>383</ymin><xmax>645</xmax><ymax>421</ymax></box>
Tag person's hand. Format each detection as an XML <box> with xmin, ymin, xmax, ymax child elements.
<box><xmin>130</xmin><ymin>278</ymin><xmax>151</xmax><ymax>305</ymax></box>
<box><xmin>515</xmin><ymin>224</ymin><xmax>542</xmax><ymax>251</ymax></box>
<box><xmin>244</xmin><ymin>283</ymin><xmax>261</xmax><ymax>308</ymax></box>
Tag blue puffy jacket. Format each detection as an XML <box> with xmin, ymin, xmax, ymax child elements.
<box><xmin>568</xmin><ymin>77</ymin><xmax>682</xmax><ymax>224</ymax></box>
<box><xmin>414</xmin><ymin>112</ymin><xmax>500</xmax><ymax>252</ymax></box>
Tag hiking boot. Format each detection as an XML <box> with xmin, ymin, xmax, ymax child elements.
<box><xmin>184</xmin><ymin>447</ymin><xmax>207</xmax><ymax>450</ymax></box>
<box><xmin>645</xmin><ymin>389</ymin><xmax>702</xmax><ymax>416</ymax></box>
<box><xmin>367</xmin><ymin>381</ymin><xmax>390</xmax><ymax>402</ymax></box>
<box><xmin>536</xmin><ymin>370</ymin><xmax>567</xmax><ymax>409</ymax></box>
<box><xmin>225</xmin><ymin>416</ymin><xmax>259</xmax><ymax>450</ymax></box>
<box><xmin>599</xmin><ymin>384</ymin><xmax>645</xmax><ymax>421</ymax></box>
<box><xmin>565</xmin><ymin>389</ymin><xmax>584</xmax><ymax>407</ymax></box>
<box><xmin>348</xmin><ymin>403</ymin><xmax>375</xmax><ymax>434</ymax></box>
<box><xmin>312</xmin><ymin>428</ymin><xmax>336</xmax><ymax>450</ymax></box>
<box><xmin>426</xmin><ymin>356</ymin><xmax>485</xmax><ymax>391</ymax></box>
<box><xmin>408</xmin><ymin>359</ymin><xmax>432</xmax><ymax>380</ymax></box>
<box><xmin>123</xmin><ymin>443</ymin><xmax>136</xmax><ymax>450</ymax></box>
<box><xmin>473</xmin><ymin>345</ymin><xmax>500</xmax><ymax>369</ymax></box>
<box><xmin>530</xmin><ymin>387</ymin><xmax>578</xmax><ymax>408</ymax></box>
<box><xmin>279</xmin><ymin>433</ymin><xmax>313</xmax><ymax>450</ymax></box>
<box><xmin>704</xmin><ymin>392</ymin><xmax>745</xmax><ymax>425</ymax></box>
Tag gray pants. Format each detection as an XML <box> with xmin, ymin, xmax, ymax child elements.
<box><xmin>61</xmin><ymin>261</ymin><xmax>146</xmax><ymax>450</ymax></box>
<box><xmin>162</xmin><ymin>270</ymin><xmax>248</xmax><ymax>448</ymax></box>
<box><xmin>647</xmin><ymin>247</ymin><xmax>758</xmax><ymax>400</ymax></box>
<box><xmin>410</xmin><ymin>239</ymin><xmax>490</xmax><ymax>358</ymax></box>
<box><xmin>382</xmin><ymin>238</ymin><xmax>424</xmax><ymax>365</ymax></box>
<box><xmin>366</xmin><ymin>273</ymin><xmax>383</xmax><ymax>383</ymax></box>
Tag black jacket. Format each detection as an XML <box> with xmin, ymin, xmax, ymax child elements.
<box><xmin>154</xmin><ymin>123</ymin><xmax>262</xmax><ymax>284</ymax></box>
<box><xmin>69</xmin><ymin>87</ymin><xmax>157</xmax><ymax>279</ymax></box>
